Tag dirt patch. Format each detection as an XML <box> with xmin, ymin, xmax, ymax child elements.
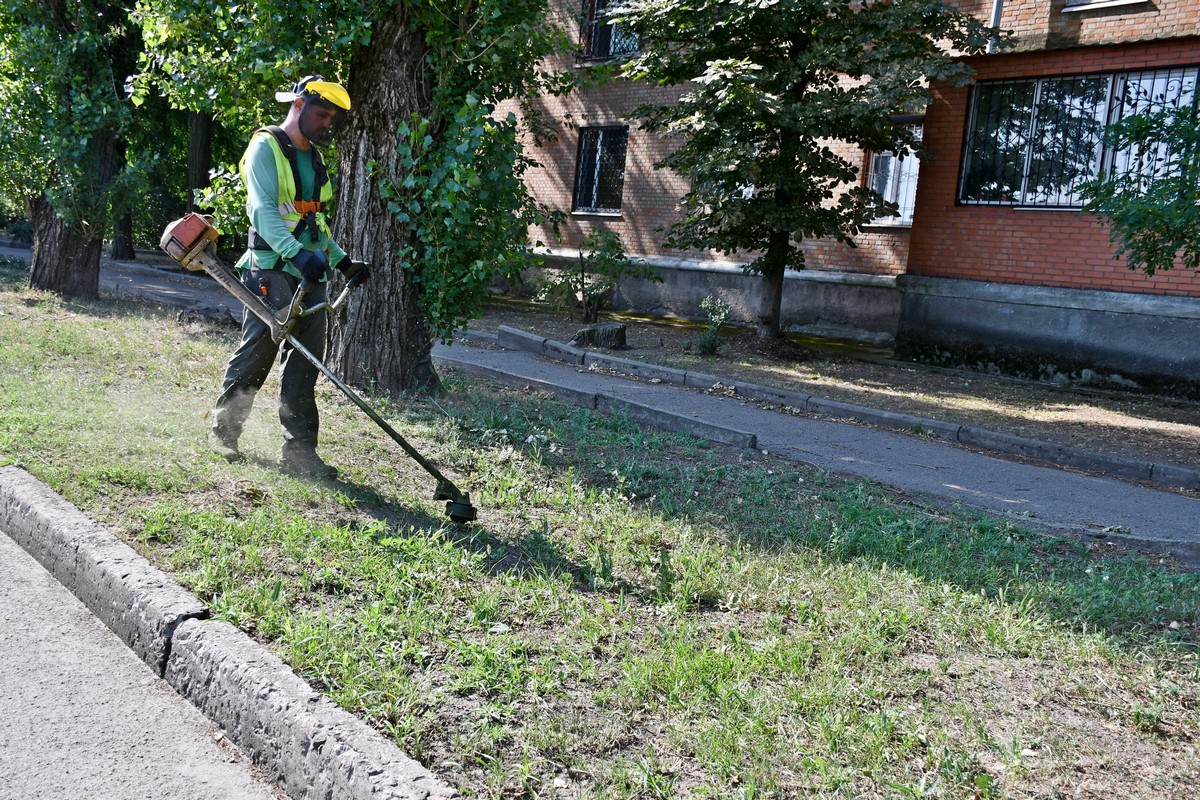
<box><xmin>917</xmin><ymin>653</ymin><xmax>1200</xmax><ymax>800</ymax></box>
<box><xmin>465</xmin><ymin>301</ymin><xmax>1200</xmax><ymax>496</ymax></box>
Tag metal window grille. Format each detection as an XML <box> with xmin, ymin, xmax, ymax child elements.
<box><xmin>869</xmin><ymin>125</ymin><xmax>922</xmax><ymax>225</ymax></box>
<box><xmin>581</xmin><ymin>0</ymin><xmax>639</xmax><ymax>61</ymax></box>
<box><xmin>960</xmin><ymin>66</ymin><xmax>1200</xmax><ymax>207</ymax></box>
<box><xmin>1106</xmin><ymin>68</ymin><xmax>1198</xmax><ymax>189</ymax></box>
<box><xmin>574</xmin><ymin>127</ymin><xmax>629</xmax><ymax>213</ymax></box>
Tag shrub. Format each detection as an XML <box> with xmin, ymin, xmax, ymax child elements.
<box><xmin>541</xmin><ymin>230</ymin><xmax>660</xmax><ymax>323</ymax></box>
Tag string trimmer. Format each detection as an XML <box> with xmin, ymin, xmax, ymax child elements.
<box><xmin>160</xmin><ymin>212</ymin><xmax>477</xmax><ymax>524</ymax></box>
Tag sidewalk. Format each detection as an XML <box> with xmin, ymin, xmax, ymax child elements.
<box><xmin>0</xmin><ymin>530</ymin><xmax>282</xmax><ymax>800</ymax></box>
<box><xmin>431</xmin><ymin>331</ymin><xmax>1200</xmax><ymax>564</ymax></box>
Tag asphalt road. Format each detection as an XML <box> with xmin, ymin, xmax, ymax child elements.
<box><xmin>0</xmin><ymin>531</ymin><xmax>283</xmax><ymax>800</ymax></box>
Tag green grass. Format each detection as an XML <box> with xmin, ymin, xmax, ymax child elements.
<box><xmin>1</xmin><ymin>262</ymin><xmax>1198</xmax><ymax>798</ymax></box>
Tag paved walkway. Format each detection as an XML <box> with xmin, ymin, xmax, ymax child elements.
<box><xmin>0</xmin><ymin>531</ymin><xmax>282</xmax><ymax>800</ymax></box>
<box><xmin>431</xmin><ymin>341</ymin><xmax>1200</xmax><ymax>563</ymax></box>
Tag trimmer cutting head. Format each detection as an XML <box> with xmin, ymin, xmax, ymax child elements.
<box><xmin>435</xmin><ymin>482</ymin><xmax>477</xmax><ymax>523</ymax></box>
<box><xmin>445</xmin><ymin>498</ymin><xmax>477</xmax><ymax>524</ymax></box>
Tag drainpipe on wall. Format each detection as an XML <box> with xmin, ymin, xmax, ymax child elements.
<box><xmin>987</xmin><ymin>0</ymin><xmax>1005</xmax><ymax>54</ymax></box>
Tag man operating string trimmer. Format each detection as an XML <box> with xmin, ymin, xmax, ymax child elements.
<box><xmin>210</xmin><ymin>75</ymin><xmax>369</xmax><ymax>478</ymax></box>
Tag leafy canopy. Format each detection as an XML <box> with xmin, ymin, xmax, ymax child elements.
<box><xmin>616</xmin><ymin>0</ymin><xmax>994</xmax><ymax>270</ymax></box>
<box><xmin>0</xmin><ymin>0</ymin><xmax>135</xmax><ymax>230</ymax></box>
<box><xmin>1080</xmin><ymin>105</ymin><xmax>1200</xmax><ymax>276</ymax></box>
<box><xmin>135</xmin><ymin>0</ymin><xmax>571</xmax><ymax>339</ymax></box>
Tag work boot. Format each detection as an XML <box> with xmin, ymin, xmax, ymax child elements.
<box><xmin>210</xmin><ymin>432</ymin><xmax>244</xmax><ymax>463</ymax></box>
<box><xmin>281</xmin><ymin>448</ymin><xmax>338</xmax><ymax>480</ymax></box>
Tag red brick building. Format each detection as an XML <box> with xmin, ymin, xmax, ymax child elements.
<box><xmin>510</xmin><ymin>0</ymin><xmax>1200</xmax><ymax>383</ymax></box>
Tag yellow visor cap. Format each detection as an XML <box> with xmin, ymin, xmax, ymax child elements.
<box><xmin>275</xmin><ymin>79</ymin><xmax>351</xmax><ymax>111</ymax></box>
<box><xmin>304</xmin><ymin>80</ymin><xmax>351</xmax><ymax>111</ymax></box>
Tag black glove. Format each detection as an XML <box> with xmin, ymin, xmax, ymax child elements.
<box><xmin>290</xmin><ymin>249</ymin><xmax>329</xmax><ymax>283</ymax></box>
<box><xmin>338</xmin><ymin>259</ymin><xmax>371</xmax><ymax>288</ymax></box>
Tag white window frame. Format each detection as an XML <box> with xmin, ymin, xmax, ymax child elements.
<box><xmin>959</xmin><ymin>66</ymin><xmax>1199</xmax><ymax>208</ymax></box>
<box><xmin>868</xmin><ymin>125</ymin><xmax>922</xmax><ymax>226</ymax></box>
<box><xmin>1063</xmin><ymin>0</ymin><xmax>1148</xmax><ymax>13</ymax></box>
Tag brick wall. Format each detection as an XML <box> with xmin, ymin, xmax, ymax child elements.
<box><xmin>505</xmin><ymin>0</ymin><xmax>912</xmax><ymax>277</ymax></box>
<box><xmin>910</xmin><ymin>37</ymin><xmax>1200</xmax><ymax>297</ymax></box>
<box><xmin>956</xmin><ymin>0</ymin><xmax>1200</xmax><ymax>52</ymax></box>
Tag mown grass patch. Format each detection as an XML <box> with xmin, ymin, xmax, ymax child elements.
<box><xmin>1</xmin><ymin>275</ymin><xmax>1197</xmax><ymax>799</ymax></box>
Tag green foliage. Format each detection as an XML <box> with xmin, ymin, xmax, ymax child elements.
<box><xmin>135</xmin><ymin>0</ymin><xmax>574</xmax><ymax>343</ymax></box>
<box><xmin>615</xmin><ymin>0</ymin><xmax>995</xmax><ymax>273</ymax></box>
<box><xmin>197</xmin><ymin>167</ymin><xmax>250</xmax><ymax>249</ymax></box>
<box><xmin>1080</xmin><ymin>105</ymin><xmax>1200</xmax><ymax>276</ymax></box>
<box><xmin>132</xmin><ymin>0</ymin><xmax>357</xmax><ymax>126</ymax></box>
<box><xmin>382</xmin><ymin>0</ymin><xmax>574</xmax><ymax>339</ymax></box>
<box><xmin>0</xmin><ymin>0</ymin><xmax>137</xmax><ymax>232</ymax></box>
<box><xmin>693</xmin><ymin>294</ymin><xmax>731</xmax><ymax>355</ymax></box>
<box><xmin>383</xmin><ymin>102</ymin><xmax>553</xmax><ymax>339</ymax></box>
<box><xmin>540</xmin><ymin>230</ymin><xmax>660</xmax><ymax>323</ymax></box>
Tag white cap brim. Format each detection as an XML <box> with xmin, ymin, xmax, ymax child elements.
<box><xmin>275</xmin><ymin>91</ymin><xmax>301</xmax><ymax>103</ymax></box>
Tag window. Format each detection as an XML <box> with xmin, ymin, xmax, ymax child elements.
<box><xmin>581</xmin><ymin>0</ymin><xmax>639</xmax><ymax>61</ymax></box>
<box><xmin>869</xmin><ymin>126</ymin><xmax>922</xmax><ymax>226</ymax></box>
<box><xmin>959</xmin><ymin>67</ymin><xmax>1198</xmax><ymax>208</ymax></box>
<box><xmin>1063</xmin><ymin>0</ymin><xmax>1148</xmax><ymax>12</ymax></box>
<box><xmin>573</xmin><ymin>127</ymin><xmax>629</xmax><ymax>213</ymax></box>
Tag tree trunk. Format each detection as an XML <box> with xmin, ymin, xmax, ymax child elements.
<box><xmin>27</xmin><ymin>121</ymin><xmax>117</xmax><ymax>300</ymax></box>
<box><xmin>756</xmin><ymin>230</ymin><xmax>791</xmax><ymax>340</ymax></box>
<box><xmin>109</xmin><ymin>211</ymin><xmax>136</xmax><ymax>260</ymax></box>
<box><xmin>27</xmin><ymin>195</ymin><xmax>103</xmax><ymax>300</ymax></box>
<box><xmin>109</xmin><ymin>140</ymin><xmax>135</xmax><ymax>260</ymax></box>
<box><xmin>188</xmin><ymin>111</ymin><xmax>214</xmax><ymax>210</ymax></box>
<box><xmin>328</xmin><ymin>7</ymin><xmax>442</xmax><ymax>396</ymax></box>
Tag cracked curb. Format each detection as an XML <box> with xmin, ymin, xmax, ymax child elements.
<box><xmin>0</xmin><ymin>465</ymin><xmax>456</xmax><ymax>800</ymax></box>
<box><xmin>487</xmin><ymin>325</ymin><xmax>1200</xmax><ymax>492</ymax></box>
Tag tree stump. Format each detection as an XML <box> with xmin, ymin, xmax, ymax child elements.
<box><xmin>570</xmin><ymin>322</ymin><xmax>627</xmax><ymax>349</ymax></box>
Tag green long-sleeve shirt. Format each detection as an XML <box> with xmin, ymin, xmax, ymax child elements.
<box><xmin>234</xmin><ymin>132</ymin><xmax>346</xmax><ymax>279</ymax></box>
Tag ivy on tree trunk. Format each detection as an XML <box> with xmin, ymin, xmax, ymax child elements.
<box><xmin>327</xmin><ymin>9</ymin><xmax>442</xmax><ymax>395</ymax></box>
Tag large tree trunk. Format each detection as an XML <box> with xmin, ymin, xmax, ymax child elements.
<box><xmin>27</xmin><ymin>195</ymin><xmax>103</xmax><ymax>300</ymax></box>
<box><xmin>188</xmin><ymin>111</ymin><xmax>214</xmax><ymax>210</ymax></box>
<box><xmin>27</xmin><ymin>124</ymin><xmax>116</xmax><ymax>300</ymax></box>
<box><xmin>109</xmin><ymin>211</ymin><xmax>136</xmax><ymax>260</ymax></box>
<box><xmin>756</xmin><ymin>229</ymin><xmax>791</xmax><ymax>340</ymax></box>
<box><xmin>328</xmin><ymin>7</ymin><xmax>441</xmax><ymax>395</ymax></box>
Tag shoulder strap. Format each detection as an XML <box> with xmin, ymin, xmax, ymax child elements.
<box><xmin>311</xmin><ymin>146</ymin><xmax>328</xmax><ymax>199</ymax></box>
<box><xmin>259</xmin><ymin>125</ymin><xmax>305</xmax><ymax>202</ymax></box>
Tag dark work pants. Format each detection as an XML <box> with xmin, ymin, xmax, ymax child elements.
<box><xmin>212</xmin><ymin>265</ymin><xmax>328</xmax><ymax>457</ymax></box>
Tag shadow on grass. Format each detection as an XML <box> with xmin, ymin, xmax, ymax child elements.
<box><xmin>332</xmin><ymin>474</ymin><xmax>643</xmax><ymax>599</ymax></box>
<box><xmin>442</xmin><ymin>383</ymin><xmax>1200</xmax><ymax>648</ymax></box>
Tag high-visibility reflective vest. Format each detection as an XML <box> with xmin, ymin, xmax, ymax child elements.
<box><xmin>241</xmin><ymin>126</ymin><xmax>333</xmax><ymax>249</ymax></box>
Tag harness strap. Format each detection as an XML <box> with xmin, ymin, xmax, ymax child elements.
<box><xmin>248</xmin><ymin>127</ymin><xmax>331</xmax><ymax>250</ymax></box>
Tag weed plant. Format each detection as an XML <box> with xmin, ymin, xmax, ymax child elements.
<box><xmin>1</xmin><ymin>276</ymin><xmax>1198</xmax><ymax>798</ymax></box>
<box><xmin>691</xmin><ymin>294</ymin><xmax>730</xmax><ymax>356</ymax></box>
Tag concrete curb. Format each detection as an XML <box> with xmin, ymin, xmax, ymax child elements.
<box><xmin>167</xmin><ymin>620</ymin><xmax>454</xmax><ymax>800</ymax></box>
<box><xmin>487</xmin><ymin>326</ymin><xmax>1200</xmax><ymax>492</ymax></box>
<box><xmin>0</xmin><ymin>465</ymin><xmax>456</xmax><ymax>800</ymax></box>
